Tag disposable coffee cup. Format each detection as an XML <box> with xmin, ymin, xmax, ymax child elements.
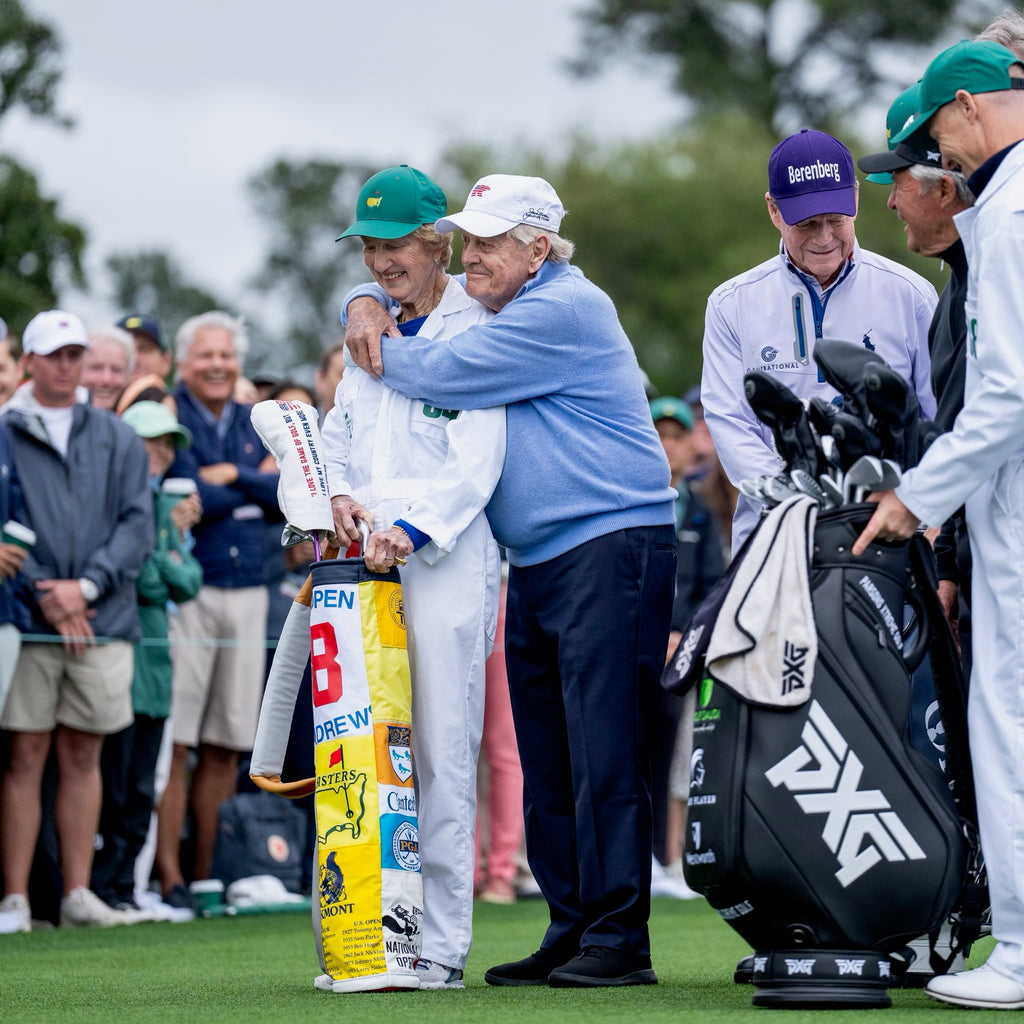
<box><xmin>161</xmin><ymin>477</ymin><xmax>198</xmax><ymax>504</ymax></box>
<box><xmin>1</xmin><ymin>520</ymin><xmax>36</xmax><ymax>550</ymax></box>
<box><xmin>189</xmin><ymin>878</ymin><xmax>225</xmax><ymax>916</ymax></box>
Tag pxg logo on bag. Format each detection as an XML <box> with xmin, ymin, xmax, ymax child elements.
<box><xmin>764</xmin><ymin>699</ymin><xmax>926</xmax><ymax>887</ymax></box>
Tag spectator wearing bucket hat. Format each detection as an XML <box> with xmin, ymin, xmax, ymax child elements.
<box><xmin>853</xmin><ymin>38</ymin><xmax>1024</xmax><ymax>1010</ymax></box>
<box><xmin>342</xmin><ymin>173</ymin><xmax>676</xmax><ymax>988</ymax></box>
<box><xmin>701</xmin><ymin>128</ymin><xmax>937</xmax><ymax>553</ymax></box>
<box><xmin>318</xmin><ymin>164</ymin><xmax>507</xmax><ymax>991</ymax></box>
<box><xmin>0</xmin><ymin>309</ymin><xmax>152</xmax><ymax>932</ymax></box>
<box><xmin>91</xmin><ymin>402</ymin><xmax>203</xmax><ymax>919</ymax></box>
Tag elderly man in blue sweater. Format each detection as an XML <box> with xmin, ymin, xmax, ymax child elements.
<box><xmin>343</xmin><ymin>174</ymin><xmax>676</xmax><ymax>988</ymax></box>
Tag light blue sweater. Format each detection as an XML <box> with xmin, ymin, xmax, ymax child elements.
<box><xmin>359</xmin><ymin>260</ymin><xmax>674</xmax><ymax>566</ymax></box>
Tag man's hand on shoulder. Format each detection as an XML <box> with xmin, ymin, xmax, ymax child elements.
<box><xmin>345</xmin><ymin>297</ymin><xmax>400</xmax><ymax>377</ymax></box>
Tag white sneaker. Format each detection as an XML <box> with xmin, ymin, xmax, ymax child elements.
<box><xmin>134</xmin><ymin>889</ymin><xmax>174</xmax><ymax>923</ymax></box>
<box><xmin>0</xmin><ymin>893</ymin><xmax>31</xmax><ymax>934</ymax></box>
<box><xmin>60</xmin><ymin>887</ymin><xmax>127</xmax><ymax>928</ymax></box>
<box><xmin>927</xmin><ymin>964</ymin><xmax>1024</xmax><ymax>1009</ymax></box>
<box><xmin>414</xmin><ymin>958</ymin><xmax>464</xmax><ymax>989</ymax></box>
<box><xmin>314</xmin><ymin>973</ymin><xmax>335</xmax><ymax>992</ymax></box>
<box><xmin>651</xmin><ymin>856</ymin><xmax>702</xmax><ymax>900</ymax></box>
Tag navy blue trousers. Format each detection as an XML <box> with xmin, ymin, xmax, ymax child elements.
<box><xmin>505</xmin><ymin>525</ymin><xmax>676</xmax><ymax>955</ymax></box>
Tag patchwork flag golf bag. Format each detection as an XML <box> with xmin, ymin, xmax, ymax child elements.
<box><xmin>248</xmin><ymin>399</ymin><xmax>422</xmax><ymax>992</ymax></box>
<box><xmin>306</xmin><ymin>556</ymin><xmax>422</xmax><ymax>991</ymax></box>
<box><xmin>665</xmin><ymin>500</ymin><xmax>982</xmax><ymax>1009</ymax></box>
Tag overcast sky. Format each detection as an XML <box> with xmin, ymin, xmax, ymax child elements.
<box><xmin>5</xmin><ymin>0</ymin><xmax>684</xmax><ymax>329</ymax></box>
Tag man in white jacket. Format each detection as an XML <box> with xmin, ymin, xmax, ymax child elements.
<box><xmin>702</xmin><ymin>128</ymin><xmax>937</xmax><ymax>552</ymax></box>
<box><xmin>854</xmin><ymin>39</ymin><xmax>1024</xmax><ymax>1010</ymax></box>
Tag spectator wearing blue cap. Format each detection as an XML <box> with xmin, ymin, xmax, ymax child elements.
<box><xmin>701</xmin><ymin>128</ymin><xmax>937</xmax><ymax>553</ymax></box>
<box><xmin>116</xmin><ymin>314</ymin><xmax>172</xmax><ymax>384</ymax></box>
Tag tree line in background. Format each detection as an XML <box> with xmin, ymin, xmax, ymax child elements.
<box><xmin>0</xmin><ymin>0</ymin><xmax>1003</xmax><ymax>395</ymax></box>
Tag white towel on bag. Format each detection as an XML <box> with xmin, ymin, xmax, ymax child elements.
<box><xmin>705</xmin><ymin>494</ymin><xmax>818</xmax><ymax>707</ymax></box>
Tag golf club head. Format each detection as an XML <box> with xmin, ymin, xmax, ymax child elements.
<box><xmin>818</xmin><ymin>473</ymin><xmax>844</xmax><ymax>508</ymax></box>
<box><xmin>863</xmin><ymin>360</ymin><xmax>920</xmax><ymax>469</ymax></box>
<box><xmin>813</xmin><ymin>339</ymin><xmax>882</xmax><ymax>425</ymax></box>
<box><xmin>879</xmin><ymin>458</ymin><xmax>902</xmax><ymax>491</ymax></box>
<box><xmin>807</xmin><ymin>396</ymin><xmax>839</xmax><ymax>439</ymax></box>
<box><xmin>790</xmin><ymin>468</ymin><xmax>832</xmax><ymax>508</ymax></box>
<box><xmin>831</xmin><ymin>412</ymin><xmax>883</xmax><ymax>470</ymax></box>
<box><xmin>763</xmin><ymin>473</ymin><xmax>802</xmax><ymax>506</ymax></box>
<box><xmin>739</xmin><ymin>478</ymin><xmax>767</xmax><ymax>502</ymax></box>
<box><xmin>743</xmin><ymin>371</ymin><xmax>821</xmax><ymax>475</ymax></box>
<box><xmin>843</xmin><ymin>454</ymin><xmax>886</xmax><ymax>504</ymax></box>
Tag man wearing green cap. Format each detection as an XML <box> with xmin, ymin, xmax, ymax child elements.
<box><xmin>859</xmin><ymin>89</ymin><xmax>976</xmax><ymax>672</ymax></box>
<box><xmin>854</xmin><ymin>38</ymin><xmax>1024</xmax><ymax>1010</ymax></box>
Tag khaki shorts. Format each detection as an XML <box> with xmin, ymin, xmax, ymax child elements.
<box><xmin>169</xmin><ymin>585</ymin><xmax>269</xmax><ymax>751</ymax></box>
<box><xmin>1</xmin><ymin>641</ymin><xmax>134</xmax><ymax>734</ymax></box>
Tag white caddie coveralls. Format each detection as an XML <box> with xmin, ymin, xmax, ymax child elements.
<box><xmin>320</xmin><ymin>277</ymin><xmax>505</xmax><ymax>970</ymax></box>
<box><xmin>702</xmin><ymin>241</ymin><xmax>937</xmax><ymax>551</ymax></box>
<box><xmin>897</xmin><ymin>140</ymin><xmax>1024</xmax><ymax>985</ymax></box>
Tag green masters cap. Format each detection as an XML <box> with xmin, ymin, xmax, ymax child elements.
<box><xmin>336</xmin><ymin>165</ymin><xmax>447</xmax><ymax>240</ymax></box>
<box><xmin>650</xmin><ymin>396</ymin><xmax>694</xmax><ymax>431</ymax></box>
<box><xmin>894</xmin><ymin>40</ymin><xmax>1024</xmax><ymax>148</ymax></box>
<box><xmin>863</xmin><ymin>83</ymin><xmax>923</xmax><ymax>185</ymax></box>
<box><xmin>121</xmin><ymin>400</ymin><xmax>192</xmax><ymax>448</ymax></box>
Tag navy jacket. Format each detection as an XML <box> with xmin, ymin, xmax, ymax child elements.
<box><xmin>170</xmin><ymin>386</ymin><xmax>281</xmax><ymax>589</ymax></box>
<box><xmin>671</xmin><ymin>486</ymin><xmax>726</xmax><ymax>633</ymax></box>
<box><xmin>0</xmin><ymin>423</ymin><xmax>27</xmax><ymax>630</ymax></box>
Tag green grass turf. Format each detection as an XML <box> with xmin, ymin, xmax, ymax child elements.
<box><xmin>0</xmin><ymin>897</ymin><xmax>997</xmax><ymax>1023</ymax></box>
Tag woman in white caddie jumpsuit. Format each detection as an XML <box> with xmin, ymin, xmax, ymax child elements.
<box><xmin>320</xmin><ymin>165</ymin><xmax>505</xmax><ymax>990</ymax></box>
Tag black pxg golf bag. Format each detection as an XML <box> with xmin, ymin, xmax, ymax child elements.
<box><xmin>664</xmin><ymin>341</ymin><xmax>985</xmax><ymax>1008</ymax></box>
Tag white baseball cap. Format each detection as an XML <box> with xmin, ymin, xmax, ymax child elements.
<box><xmin>22</xmin><ymin>310</ymin><xmax>89</xmax><ymax>356</ymax></box>
<box><xmin>435</xmin><ymin>174</ymin><xmax>565</xmax><ymax>237</ymax></box>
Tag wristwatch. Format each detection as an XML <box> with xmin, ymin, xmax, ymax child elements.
<box><xmin>78</xmin><ymin>577</ymin><xmax>100</xmax><ymax>604</ymax></box>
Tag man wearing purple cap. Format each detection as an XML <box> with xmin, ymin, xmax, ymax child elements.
<box><xmin>343</xmin><ymin>174</ymin><xmax>676</xmax><ymax>988</ymax></box>
<box><xmin>853</xmin><ymin>39</ymin><xmax>1024</xmax><ymax>1010</ymax></box>
<box><xmin>701</xmin><ymin>128</ymin><xmax>937</xmax><ymax>552</ymax></box>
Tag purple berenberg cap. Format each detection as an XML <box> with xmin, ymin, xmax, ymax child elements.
<box><xmin>768</xmin><ymin>129</ymin><xmax>857</xmax><ymax>225</ymax></box>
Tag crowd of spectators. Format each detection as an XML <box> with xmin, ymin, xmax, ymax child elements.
<box><xmin>0</xmin><ymin>302</ymin><xmax>729</xmax><ymax>934</ymax></box>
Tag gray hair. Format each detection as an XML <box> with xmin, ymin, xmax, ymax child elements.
<box><xmin>976</xmin><ymin>9</ymin><xmax>1024</xmax><ymax>62</ymax></box>
<box><xmin>175</xmin><ymin>310</ymin><xmax>249</xmax><ymax>365</ymax></box>
<box><xmin>907</xmin><ymin>163</ymin><xmax>975</xmax><ymax>206</ymax></box>
<box><xmin>507</xmin><ymin>223</ymin><xmax>575</xmax><ymax>263</ymax></box>
<box><xmin>87</xmin><ymin>325</ymin><xmax>135</xmax><ymax>372</ymax></box>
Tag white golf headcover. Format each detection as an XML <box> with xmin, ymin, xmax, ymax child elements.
<box><xmin>250</xmin><ymin>600</ymin><xmax>314</xmax><ymax>796</ymax></box>
<box><xmin>251</xmin><ymin>399</ymin><xmax>334</xmax><ymax>537</ymax></box>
